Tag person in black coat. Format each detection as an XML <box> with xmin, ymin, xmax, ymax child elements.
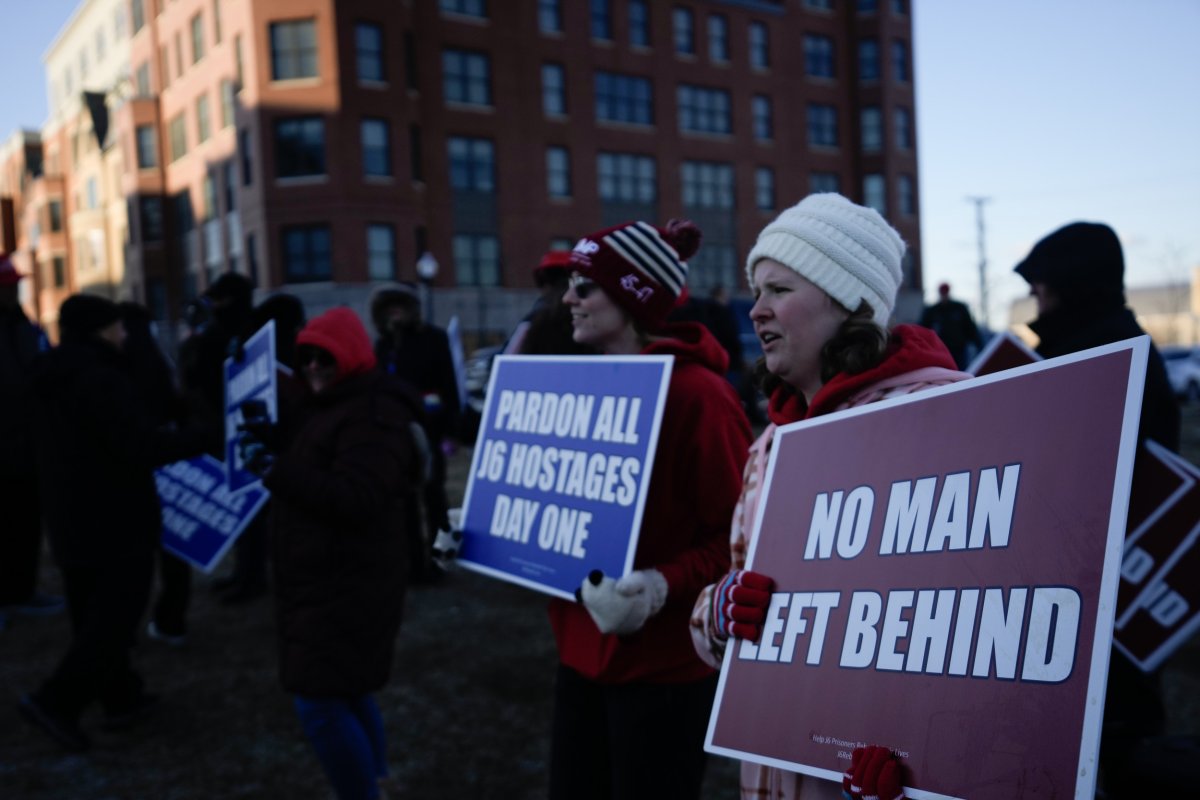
<box><xmin>18</xmin><ymin>295</ymin><xmax>207</xmax><ymax>751</ymax></box>
<box><xmin>239</xmin><ymin>306</ymin><xmax>420</xmax><ymax>800</ymax></box>
<box><xmin>919</xmin><ymin>282</ymin><xmax>984</xmax><ymax>369</ymax></box>
<box><xmin>1015</xmin><ymin>221</ymin><xmax>1182</xmax><ymax>797</ymax></box>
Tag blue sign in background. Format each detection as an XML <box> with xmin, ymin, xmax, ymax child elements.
<box><xmin>224</xmin><ymin>321</ymin><xmax>277</xmax><ymax>493</ymax></box>
<box><xmin>459</xmin><ymin>355</ymin><xmax>673</xmax><ymax>599</ymax></box>
<box><xmin>158</xmin><ymin>454</ymin><xmax>270</xmax><ymax>573</ymax></box>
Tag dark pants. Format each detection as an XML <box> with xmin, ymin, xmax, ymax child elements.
<box><xmin>549</xmin><ymin>665</ymin><xmax>716</xmax><ymax>800</ymax></box>
<box><xmin>294</xmin><ymin>694</ymin><xmax>388</xmax><ymax>800</ymax></box>
<box><xmin>228</xmin><ymin>509</ymin><xmax>269</xmax><ymax>589</ymax></box>
<box><xmin>34</xmin><ymin>550</ymin><xmax>154</xmax><ymax>722</ymax></box>
<box><xmin>151</xmin><ymin>548</ymin><xmax>192</xmax><ymax>635</ymax></box>
<box><xmin>0</xmin><ymin>483</ymin><xmax>43</xmax><ymax>605</ymax></box>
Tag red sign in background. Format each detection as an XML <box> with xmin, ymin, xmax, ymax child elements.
<box><xmin>707</xmin><ymin>345</ymin><xmax>1143</xmax><ymax>800</ymax></box>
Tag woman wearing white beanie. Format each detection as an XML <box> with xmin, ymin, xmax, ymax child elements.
<box><xmin>688</xmin><ymin>194</ymin><xmax>971</xmax><ymax>800</ymax></box>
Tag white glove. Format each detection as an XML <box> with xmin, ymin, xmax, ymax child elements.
<box><xmin>578</xmin><ymin>568</ymin><xmax>668</xmax><ymax>635</ymax></box>
<box><xmin>431</xmin><ymin>508</ymin><xmax>464</xmax><ymax>571</ymax></box>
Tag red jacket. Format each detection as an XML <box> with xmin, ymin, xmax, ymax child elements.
<box><xmin>548</xmin><ymin>322</ymin><xmax>752</xmax><ymax>684</ymax></box>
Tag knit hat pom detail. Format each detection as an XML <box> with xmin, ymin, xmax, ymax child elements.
<box><xmin>664</xmin><ymin>219</ymin><xmax>702</xmax><ymax>262</ymax></box>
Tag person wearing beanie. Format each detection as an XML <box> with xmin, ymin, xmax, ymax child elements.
<box><xmin>1015</xmin><ymin>222</ymin><xmax>1179</xmax><ymax>796</ymax></box>
<box><xmin>503</xmin><ymin>249</ymin><xmax>594</xmax><ymax>357</ymax></box>
<box><xmin>547</xmin><ymin>219</ymin><xmax>752</xmax><ymax>800</ymax></box>
<box><xmin>19</xmin><ymin>293</ymin><xmax>209</xmax><ymax>751</ymax></box>
<box><xmin>239</xmin><ymin>306</ymin><xmax>422</xmax><ymax>800</ymax></box>
<box><xmin>688</xmin><ymin>194</ymin><xmax>970</xmax><ymax>799</ymax></box>
<box><xmin>0</xmin><ymin>253</ymin><xmax>59</xmax><ymax>628</ymax></box>
<box><xmin>369</xmin><ymin>281</ymin><xmax>460</xmax><ymax>582</ymax></box>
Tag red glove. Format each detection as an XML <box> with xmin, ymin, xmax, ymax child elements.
<box><xmin>842</xmin><ymin>745</ymin><xmax>904</xmax><ymax>800</ymax></box>
<box><xmin>711</xmin><ymin>569</ymin><xmax>774</xmax><ymax>641</ymax></box>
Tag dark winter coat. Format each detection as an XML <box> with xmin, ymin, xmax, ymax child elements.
<box><xmin>266</xmin><ymin>309</ymin><xmax>420</xmax><ymax>697</ymax></box>
<box><xmin>29</xmin><ymin>337</ymin><xmax>202</xmax><ymax>567</ymax></box>
<box><xmin>374</xmin><ymin>324</ymin><xmax>460</xmax><ymax>442</ymax></box>
<box><xmin>0</xmin><ymin>305</ymin><xmax>45</xmax><ymax>478</ymax></box>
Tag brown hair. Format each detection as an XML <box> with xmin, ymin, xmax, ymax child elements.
<box><xmin>755</xmin><ymin>300</ymin><xmax>889</xmax><ymax>399</ymax></box>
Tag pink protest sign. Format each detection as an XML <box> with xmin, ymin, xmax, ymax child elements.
<box><xmin>1115</xmin><ymin>451</ymin><xmax>1200</xmax><ymax>671</ymax></box>
<box><xmin>706</xmin><ymin>340</ymin><xmax>1148</xmax><ymax>800</ymax></box>
<box><xmin>966</xmin><ymin>331</ymin><xmax>1041</xmax><ymax>377</ymax></box>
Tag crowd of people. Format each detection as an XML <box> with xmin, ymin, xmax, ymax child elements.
<box><xmin>1</xmin><ymin>190</ymin><xmax>1186</xmax><ymax>800</ymax></box>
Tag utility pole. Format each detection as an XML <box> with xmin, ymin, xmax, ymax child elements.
<box><xmin>966</xmin><ymin>196</ymin><xmax>991</xmax><ymax>329</ymax></box>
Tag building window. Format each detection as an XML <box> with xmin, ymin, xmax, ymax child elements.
<box><xmin>749</xmin><ymin>21</ymin><xmax>769</xmax><ymax>69</ymax></box>
<box><xmin>629</xmin><ymin>0</ymin><xmax>650</xmax><ymax>47</ymax></box>
<box><xmin>169</xmin><ymin>113</ymin><xmax>187</xmax><ymax>161</ymax></box>
<box><xmin>235</xmin><ymin>35</ymin><xmax>244</xmax><ymax>88</ymax></box>
<box><xmin>708</xmin><ymin>14</ymin><xmax>729</xmax><ymax>62</ymax></box>
<box><xmin>174</xmin><ymin>32</ymin><xmax>183</xmax><ymax>77</ymax></box>
<box><xmin>539</xmin><ymin>0</ymin><xmax>562</xmax><ymax>33</ymax></box>
<box><xmin>442</xmin><ymin>49</ymin><xmax>491</xmax><ymax>106</ymax></box>
<box><xmin>196</xmin><ymin>94</ymin><xmax>211</xmax><ymax>143</ymax></box>
<box><xmin>140</xmin><ymin>197</ymin><xmax>163</xmax><ymax>241</ymax></box>
<box><xmin>861</xmin><ymin>106</ymin><xmax>883</xmax><ymax>152</ymax></box>
<box><xmin>52</xmin><ymin>256</ymin><xmax>67</xmax><ymax>287</ymax></box>
<box><xmin>681</xmin><ymin>161</ymin><xmax>733</xmax><ymax>209</ymax></box>
<box><xmin>546</xmin><ymin>146</ymin><xmax>571</xmax><ymax>198</ymax></box>
<box><xmin>85</xmin><ymin>177</ymin><xmax>98</xmax><ymax>210</ymax></box>
<box><xmin>807</xmin><ymin>104</ymin><xmax>838</xmax><ymax>148</ymax></box>
<box><xmin>542</xmin><ymin>63</ymin><xmax>566</xmax><ymax>115</ymax></box>
<box><xmin>892</xmin><ymin>0</ymin><xmax>909</xmax><ymax>15</ymax></box>
<box><xmin>239</xmin><ymin>128</ymin><xmax>253</xmax><ymax>185</ymax></box>
<box><xmin>453</xmin><ymin>234</ymin><xmax>500</xmax><ymax>286</ymax></box>
<box><xmin>447</xmin><ymin>136</ymin><xmax>495</xmax><ymax>192</ymax></box>
<box><xmin>191</xmin><ymin>13</ymin><xmax>204</xmax><ymax>63</ymax></box>
<box><xmin>132</xmin><ymin>0</ymin><xmax>145</xmax><ymax>33</ymax></box>
<box><xmin>898</xmin><ymin>174</ymin><xmax>915</xmax><ymax>216</ymax></box>
<box><xmin>269</xmin><ymin>19</ymin><xmax>318</xmax><ymax>81</ymax></box>
<box><xmin>810</xmin><ymin>171</ymin><xmax>840</xmax><ymax>194</ymax></box>
<box><xmin>597</xmin><ymin>152</ymin><xmax>656</xmax><ymax>203</ymax></box>
<box><xmin>804</xmin><ymin>34</ymin><xmax>835</xmax><ymax>78</ymax></box>
<box><xmin>135</xmin><ymin>125</ymin><xmax>157</xmax><ymax>168</ymax></box>
<box><xmin>48</xmin><ymin>200</ymin><xmax>63</xmax><ymax>231</ymax></box>
<box><xmin>678</xmin><ymin>85</ymin><xmax>731</xmax><ymax>135</ymax></box>
<box><xmin>361</xmin><ymin>118</ymin><xmax>391</xmax><ymax>177</ymax></box>
<box><xmin>135</xmin><ymin>62</ymin><xmax>151</xmax><ymax>96</ymax></box>
<box><xmin>274</xmin><ymin>117</ymin><xmax>326</xmax><ymax>178</ymax></box>
<box><xmin>440</xmin><ymin>0</ymin><xmax>486</xmax><ymax>16</ymax></box>
<box><xmin>594</xmin><ymin>71</ymin><xmax>653</xmax><ymax>125</ymax></box>
<box><xmin>282</xmin><ymin>224</ymin><xmax>332</xmax><ymax>282</ymax></box>
<box><xmin>410</xmin><ymin>125</ymin><xmax>423</xmax><ymax>182</ymax></box>
<box><xmin>221</xmin><ymin>80</ymin><xmax>236</xmax><ymax>128</ymax></box>
<box><xmin>356</xmin><ymin>23</ymin><xmax>385</xmax><ymax>82</ymax></box>
<box><xmin>863</xmin><ymin>174</ymin><xmax>886</xmax><ymax>214</ymax></box>
<box><xmin>204</xmin><ymin>172</ymin><xmax>219</xmax><ymax>218</ymax></box>
<box><xmin>858</xmin><ymin>0</ymin><xmax>878</xmax><ymax>12</ymax></box>
<box><xmin>590</xmin><ymin>0</ymin><xmax>612</xmax><ymax>40</ymax></box>
<box><xmin>213</xmin><ymin>0</ymin><xmax>222</xmax><ymax>43</ymax></box>
<box><xmin>895</xmin><ymin>107</ymin><xmax>913</xmax><ymax>150</ymax></box>
<box><xmin>892</xmin><ymin>39</ymin><xmax>909</xmax><ymax>82</ymax></box>
<box><xmin>858</xmin><ymin>39</ymin><xmax>880</xmax><ymax>81</ymax></box>
<box><xmin>367</xmin><ymin>224</ymin><xmax>396</xmax><ymax>280</ymax></box>
<box><xmin>673</xmin><ymin>7</ymin><xmax>694</xmax><ymax>55</ymax></box>
<box><xmin>752</xmin><ymin>95</ymin><xmax>772</xmax><ymax>141</ymax></box>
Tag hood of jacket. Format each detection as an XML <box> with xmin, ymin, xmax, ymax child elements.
<box><xmin>1014</xmin><ymin>221</ymin><xmax>1126</xmax><ymax>313</ymax></box>
<box><xmin>767</xmin><ymin>323</ymin><xmax>958</xmax><ymax>424</ymax></box>
<box><xmin>641</xmin><ymin>321</ymin><xmax>730</xmax><ymax>375</ymax></box>
<box><xmin>296</xmin><ymin>307</ymin><xmax>377</xmax><ymax>386</ymax></box>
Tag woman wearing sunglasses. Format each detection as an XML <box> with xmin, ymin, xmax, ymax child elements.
<box><xmin>249</xmin><ymin>306</ymin><xmax>424</xmax><ymax>800</ymax></box>
<box><xmin>689</xmin><ymin>194</ymin><xmax>970</xmax><ymax>800</ymax></box>
<box><xmin>547</xmin><ymin>219</ymin><xmax>752</xmax><ymax>800</ymax></box>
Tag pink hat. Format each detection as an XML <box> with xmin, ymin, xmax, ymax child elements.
<box><xmin>0</xmin><ymin>253</ymin><xmax>26</xmax><ymax>286</ymax></box>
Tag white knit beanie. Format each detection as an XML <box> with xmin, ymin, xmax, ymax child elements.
<box><xmin>745</xmin><ymin>193</ymin><xmax>905</xmax><ymax>322</ymax></box>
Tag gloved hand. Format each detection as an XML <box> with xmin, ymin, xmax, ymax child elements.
<box><xmin>711</xmin><ymin>569</ymin><xmax>775</xmax><ymax>641</ymax></box>
<box><xmin>577</xmin><ymin>568</ymin><xmax>667</xmax><ymax>636</ymax></box>
<box><xmin>234</xmin><ymin>428</ymin><xmax>275</xmax><ymax>477</ymax></box>
<box><xmin>431</xmin><ymin>508</ymin><xmax>464</xmax><ymax>571</ymax></box>
<box><xmin>842</xmin><ymin>745</ymin><xmax>905</xmax><ymax>800</ymax></box>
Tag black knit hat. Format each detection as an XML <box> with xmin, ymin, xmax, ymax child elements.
<box><xmin>59</xmin><ymin>294</ymin><xmax>121</xmax><ymax>340</ymax></box>
<box><xmin>1014</xmin><ymin>222</ymin><xmax>1125</xmax><ymax>303</ymax></box>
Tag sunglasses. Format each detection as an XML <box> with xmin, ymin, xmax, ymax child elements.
<box><xmin>296</xmin><ymin>346</ymin><xmax>335</xmax><ymax>368</ymax></box>
<box><xmin>569</xmin><ymin>275</ymin><xmax>600</xmax><ymax>299</ymax></box>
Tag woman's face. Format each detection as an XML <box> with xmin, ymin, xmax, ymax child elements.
<box><xmin>298</xmin><ymin>346</ymin><xmax>338</xmax><ymax>394</ymax></box>
<box><xmin>749</xmin><ymin>259</ymin><xmax>850</xmax><ymax>399</ymax></box>
<box><xmin>562</xmin><ymin>273</ymin><xmax>638</xmax><ymax>354</ymax></box>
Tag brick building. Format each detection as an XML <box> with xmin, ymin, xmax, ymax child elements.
<box><xmin>1</xmin><ymin>0</ymin><xmax>923</xmax><ymax>341</ymax></box>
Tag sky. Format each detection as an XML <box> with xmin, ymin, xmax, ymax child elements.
<box><xmin>2</xmin><ymin>0</ymin><xmax>1197</xmax><ymax>329</ymax></box>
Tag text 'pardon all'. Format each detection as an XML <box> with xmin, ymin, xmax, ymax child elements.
<box><xmin>492</xmin><ymin>389</ymin><xmax>642</xmax><ymax>444</ymax></box>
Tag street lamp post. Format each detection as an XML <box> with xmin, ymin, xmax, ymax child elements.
<box><xmin>415</xmin><ymin>251</ymin><xmax>439</xmax><ymax>324</ymax></box>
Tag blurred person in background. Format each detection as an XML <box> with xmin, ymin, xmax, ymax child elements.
<box><xmin>690</xmin><ymin>194</ymin><xmax>968</xmax><ymax>798</ymax></box>
<box><xmin>919</xmin><ymin>281</ymin><xmax>983</xmax><ymax>370</ymax></box>
<box><xmin>549</xmin><ymin>219</ymin><xmax>752</xmax><ymax>800</ymax></box>
<box><xmin>0</xmin><ymin>253</ymin><xmax>59</xmax><ymax>630</ymax></box>
<box><xmin>236</xmin><ymin>306</ymin><xmax>422</xmax><ymax>800</ymax></box>
<box><xmin>507</xmin><ymin>250</ymin><xmax>595</xmax><ymax>357</ymax></box>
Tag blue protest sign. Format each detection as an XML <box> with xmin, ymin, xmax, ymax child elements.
<box><xmin>459</xmin><ymin>355</ymin><xmax>673</xmax><ymax>599</ymax></box>
<box><xmin>224</xmin><ymin>320</ymin><xmax>277</xmax><ymax>493</ymax></box>
<box><xmin>157</xmin><ymin>455</ymin><xmax>270</xmax><ymax>573</ymax></box>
